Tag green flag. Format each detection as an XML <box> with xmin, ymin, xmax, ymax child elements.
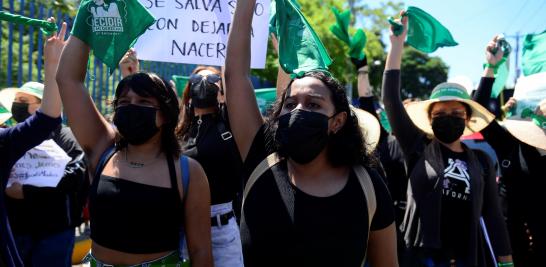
<box><xmin>273</xmin><ymin>0</ymin><xmax>332</xmax><ymax>75</ymax></box>
<box><xmin>522</xmin><ymin>30</ymin><xmax>546</xmax><ymax>76</ymax></box>
<box><xmin>490</xmin><ymin>37</ymin><xmax>511</xmax><ymax>98</ymax></box>
<box><xmin>0</xmin><ymin>11</ymin><xmax>57</xmax><ymax>36</ymax></box>
<box><xmin>71</xmin><ymin>0</ymin><xmax>155</xmax><ymax>72</ymax></box>
<box><xmin>172</xmin><ymin>75</ymin><xmax>189</xmax><ymax>97</ymax></box>
<box><xmin>389</xmin><ymin>6</ymin><xmax>458</xmax><ymax>53</ymax></box>
<box><xmin>330</xmin><ymin>8</ymin><xmax>367</xmax><ymax>60</ymax></box>
<box><xmin>254</xmin><ymin>88</ymin><xmax>277</xmax><ymax>115</ymax></box>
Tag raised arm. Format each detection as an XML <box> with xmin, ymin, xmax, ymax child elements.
<box><xmin>56</xmin><ymin>36</ymin><xmax>116</xmax><ymax>168</ymax></box>
<box><xmin>473</xmin><ymin>36</ymin><xmax>503</xmax><ymax>112</ymax></box>
<box><xmin>40</xmin><ymin>19</ymin><xmax>65</xmax><ymax>119</ymax></box>
<box><xmin>224</xmin><ymin>0</ymin><xmax>264</xmax><ymax>161</ymax></box>
<box><xmin>381</xmin><ymin>14</ymin><xmax>423</xmax><ymax>155</ymax></box>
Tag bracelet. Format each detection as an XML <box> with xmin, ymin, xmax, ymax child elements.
<box><xmin>498</xmin><ymin>262</ymin><xmax>514</xmax><ymax>267</ymax></box>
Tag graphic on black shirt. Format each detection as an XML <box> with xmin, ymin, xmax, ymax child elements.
<box><xmin>442</xmin><ymin>157</ymin><xmax>471</xmax><ymax>201</ymax></box>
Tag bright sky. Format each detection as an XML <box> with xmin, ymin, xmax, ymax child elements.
<box><xmin>364</xmin><ymin>0</ymin><xmax>546</xmax><ymax>88</ymax></box>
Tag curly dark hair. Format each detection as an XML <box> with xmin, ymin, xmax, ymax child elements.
<box><xmin>112</xmin><ymin>72</ymin><xmax>181</xmax><ymax>157</ymax></box>
<box><xmin>264</xmin><ymin>71</ymin><xmax>375</xmax><ymax>167</ymax></box>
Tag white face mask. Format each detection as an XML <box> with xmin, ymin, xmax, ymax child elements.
<box><xmin>538</xmin><ymin>148</ymin><xmax>546</xmax><ymax>157</ymax></box>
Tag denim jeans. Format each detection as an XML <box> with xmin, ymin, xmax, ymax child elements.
<box><xmin>182</xmin><ymin>202</ymin><xmax>244</xmax><ymax>267</ymax></box>
<box><xmin>14</xmin><ymin>228</ymin><xmax>75</xmax><ymax>267</ymax></box>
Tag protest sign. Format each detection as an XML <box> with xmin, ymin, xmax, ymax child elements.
<box><xmin>134</xmin><ymin>0</ymin><xmax>270</xmax><ymax>68</ymax></box>
<box><xmin>7</xmin><ymin>140</ymin><xmax>71</xmax><ymax>188</ymax></box>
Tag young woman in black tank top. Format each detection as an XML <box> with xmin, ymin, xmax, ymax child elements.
<box><xmin>176</xmin><ymin>66</ymin><xmax>245</xmax><ymax>267</ymax></box>
<box><xmin>56</xmin><ymin>36</ymin><xmax>213</xmax><ymax>266</ymax></box>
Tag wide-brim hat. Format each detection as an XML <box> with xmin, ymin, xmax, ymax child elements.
<box><xmin>405</xmin><ymin>82</ymin><xmax>495</xmax><ymax>136</ymax></box>
<box><xmin>0</xmin><ymin>105</ymin><xmax>11</xmax><ymax>125</ymax></box>
<box><xmin>502</xmin><ymin>72</ymin><xmax>546</xmax><ymax>150</ymax></box>
<box><xmin>0</xmin><ymin>82</ymin><xmax>44</xmax><ymax>111</ymax></box>
<box><xmin>350</xmin><ymin>105</ymin><xmax>380</xmax><ymax>153</ymax></box>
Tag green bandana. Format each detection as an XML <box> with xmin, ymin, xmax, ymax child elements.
<box><xmin>429</xmin><ymin>84</ymin><xmax>470</xmax><ymax>100</ymax></box>
<box><xmin>0</xmin><ymin>105</ymin><xmax>9</xmax><ymax>114</ymax></box>
<box><xmin>330</xmin><ymin>8</ymin><xmax>367</xmax><ymax>60</ymax></box>
<box><xmin>272</xmin><ymin>0</ymin><xmax>332</xmax><ymax>75</ymax></box>
<box><xmin>0</xmin><ymin>11</ymin><xmax>57</xmax><ymax>36</ymax></box>
<box><xmin>521</xmin><ymin>108</ymin><xmax>546</xmax><ymax>130</ymax></box>
<box><xmin>71</xmin><ymin>0</ymin><xmax>155</xmax><ymax>72</ymax></box>
<box><xmin>255</xmin><ymin>88</ymin><xmax>277</xmax><ymax>114</ymax></box>
<box><xmin>489</xmin><ymin>37</ymin><xmax>511</xmax><ymax>98</ymax></box>
<box><xmin>389</xmin><ymin>6</ymin><xmax>458</xmax><ymax>53</ymax></box>
<box><xmin>172</xmin><ymin>75</ymin><xmax>189</xmax><ymax>97</ymax></box>
<box><xmin>522</xmin><ymin>30</ymin><xmax>546</xmax><ymax>76</ymax></box>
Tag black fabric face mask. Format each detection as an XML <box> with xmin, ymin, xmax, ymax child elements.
<box><xmin>275</xmin><ymin>109</ymin><xmax>331</xmax><ymax>164</ymax></box>
<box><xmin>190</xmin><ymin>80</ymin><xmax>219</xmax><ymax>108</ymax></box>
<box><xmin>113</xmin><ymin>104</ymin><xmax>159</xmax><ymax>145</ymax></box>
<box><xmin>11</xmin><ymin>102</ymin><xmax>31</xmax><ymax>123</ymax></box>
<box><xmin>431</xmin><ymin>115</ymin><xmax>466</xmax><ymax>144</ymax></box>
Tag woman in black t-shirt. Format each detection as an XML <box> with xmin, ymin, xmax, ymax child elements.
<box><xmin>224</xmin><ymin>1</ymin><xmax>397</xmax><ymax>267</ymax></box>
<box><xmin>176</xmin><ymin>66</ymin><xmax>244</xmax><ymax>267</ymax></box>
<box><xmin>382</xmin><ymin>15</ymin><xmax>512</xmax><ymax>267</ymax></box>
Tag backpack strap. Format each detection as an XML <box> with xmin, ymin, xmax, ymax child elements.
<box><xmin>242</xmin><ymin>153</ymin><xmax>282</xmax><ymax>207</ymax></box>
<box><xmin>180</xmin><ymin>156</ymin><xmax>190</xmax><ymax>203</ymax></box>
<box><xmin>93</xmin><ymin>145</ymin><xmax>117</xmax><ymax>180</ymax></box>
<box><xmin>353</xmin><ymin>164</ymin><xmax>377</xmax><ymax>266</ymax></box>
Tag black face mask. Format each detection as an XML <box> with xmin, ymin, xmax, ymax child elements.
<box><xmin>11</xmin><ymin>102</ymin><xmax>31</xmax><ymax>123</ymax></box>
<box><xmin>276</xmin><ymin>109</ymin><xmax>331</xmax><ymax>164</ymax></box>
<box><xmin>431</xmin><ymin>115</ymin><xmax>466</xmax><ymax>144</ymax></box>
<box><xmin>113</xmin><ymin>104</ymin><xmax>159</xmax><ymax>145</ymax></box>
<box><xmin>190</xmin><ymin>80</ymin><xmax>219</xmax><ymax>108</ymax></box>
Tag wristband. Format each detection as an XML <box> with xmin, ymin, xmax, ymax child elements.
<box><xmin>498</xmin><ymin>262</ymin><xmax>514</xmax><ymax>267</ymax></box>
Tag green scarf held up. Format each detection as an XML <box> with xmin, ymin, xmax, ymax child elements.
<box><xmin>71</xmin><ymin>0</ymin><xmax>155</xmax><ymax>73</ymax></box>
<box><xmin>330</xmin><ymin>8</ymin><xmax>367</xmax><ymax>60</ymax></box>
<box><xmin>0</xmin><ymin>11</ymin><xmax>57</xmax><ymax>36</ymax></box>
<box><xmin>522</xmin><ymin>30</ymin><xmax>546</xmax><ymax>76</ymax></box>
<box><xmin>388</xmin><ymin>6</ymin><xmax>458</xmax><ymax>53</ymax></box>
<box><xmin>271</xmin><ymin>0</ymin><xmax>332</xmax><ymax>77</ymax></box>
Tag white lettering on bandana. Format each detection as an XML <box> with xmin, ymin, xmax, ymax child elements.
<box><xmin>90</xmin><ymin>0</ymin><xmax>124</xmax><ymax>34</ymax></box>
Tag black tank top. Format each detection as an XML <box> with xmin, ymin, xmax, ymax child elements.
<box><xmin>89</xmin><ymin>152</ymin><xmax>183</xmax><ymax>254</ymax></box>
<box><xmin>182</xmin><ymin>112</ymin><xmax>243</xmax><ymax>204</ymax></box>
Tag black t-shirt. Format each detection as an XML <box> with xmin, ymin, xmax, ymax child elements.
<box><xmin>182</xmin><ymin>113</ymin><xmax>243</xmax><ymax>205</ymax></box>
<box><xmin>240</xmin><ymin>125</ymin><xmax>394</xmax><ymax>267</ymax></box>
<box><xmin>439</xmin><ymin>145</ymin><xmax>472</xmax><ymax>261</ymax></box>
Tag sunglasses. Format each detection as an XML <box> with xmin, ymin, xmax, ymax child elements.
<box><xmin>189</xmin><ymin>73</ymin><xmax>222</xmax><ymax>85</ymax></box>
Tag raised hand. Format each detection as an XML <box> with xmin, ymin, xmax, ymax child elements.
<box><xmin>44</xmin><ymin>18</ymin><xmax>68</xmax><ymax>67</ymax></box>
<box><xmin>119</xmin><ymin>48</ymin><xmax>139</xmax><ymax>78</ymax></box>
<box><xmin>386</xmin><ymin>11</ymin><xmax>407</xmax><ymax>71</ymax></box>
<box><xmin>485</xmin><ymin>35</ymin><xmax>505</xmax><ymax>66</ymax></box>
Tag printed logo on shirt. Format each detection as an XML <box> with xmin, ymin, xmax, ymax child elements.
<box><xmin>88</xmin><ymin>0</ymin><xmax>124</xmax><ymax>34</ymax></box>
<box><xmin>442</xmin><ymin>158</ymin><xmax>471</xmax><ymax>201</ymax></box>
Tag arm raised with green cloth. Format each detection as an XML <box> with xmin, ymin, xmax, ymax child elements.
<box><xmin>224</xmin><ymin>0</ymin><xmax>264</xmax><ymax>161</ymax></box>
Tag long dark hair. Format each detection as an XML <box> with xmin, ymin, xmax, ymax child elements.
<box><xmin>265</xmin><ymin>71</ymin><xmax>374</xmax><ymax>167</ymax></box>
<box><xmin>113</xmin><ymin>72</ymin><xmax>181</xmax><ymax>157</ymax></box>
<box><xmin>175</xmin><ymin>66</ymin><xmax>222</xmax><ymax>140</ymax></box>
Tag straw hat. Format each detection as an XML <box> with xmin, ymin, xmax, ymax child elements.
<box><xmin>0</xmin><ymin>82</ymin><xmax>44</xmax><ymax>111</ymax></box>
<box><xmin>350</xmin><ymin>105</ymin><xmax>380</xmax><ymax>153</ymax></box>
<box><xmin>405</xmin><ymin>82</ymin><xmax>495</xmax><ymax>136</ymax></box>
<box><xmin>502</xmin><ymin>72</ymin><xmax>546</xmax><ymax>150</ymax></box>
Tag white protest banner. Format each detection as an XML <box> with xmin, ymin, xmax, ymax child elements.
<box><xmin>7</xmin><ymin>140</ymin><xmax>71</xmax><ymax>188</ymax></box>
<box><xmin>513</xmin><ymin>72</ymin><xmax>546</xmax><ymax>116</ymax></box>
<box><xmin>134</xmin><ymin>0</ymin><xmax>270</xmax><ymax>68</ymax></box>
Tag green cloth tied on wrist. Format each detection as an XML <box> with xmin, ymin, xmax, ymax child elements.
<box><xmin>0</xmin><ymin>11</ymin><xmax>57</xmax><ymax>36</ymax></box>
<box><xmin>71</xmin><ymin>0</ymin><xmax>155</xmax><ymax>73</ymax></box>
<box><xmin>388</xmin><ymin>6</ymin><xmax>458</xmax><ymax>53</ymax></box>
<box><xmin>271</xmin><ymin>0</ymin><xmax>332</xmax><ymax>75</ymax></box>
<box><xmin>330</xmin><ymin>8</ymin><xmax>367</xmax><ymax>60</ymax></box>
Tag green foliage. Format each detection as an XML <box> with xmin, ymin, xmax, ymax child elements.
<box><xmin>400</xmin><ymin>47</ymin><xmax>449</xmax><ymax>99</ymax></box>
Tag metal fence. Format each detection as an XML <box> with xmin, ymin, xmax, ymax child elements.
<box><xmin>1</xmin><ymin>0</ymin><xmax>272</xmax><ymax>116</ymax></box>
